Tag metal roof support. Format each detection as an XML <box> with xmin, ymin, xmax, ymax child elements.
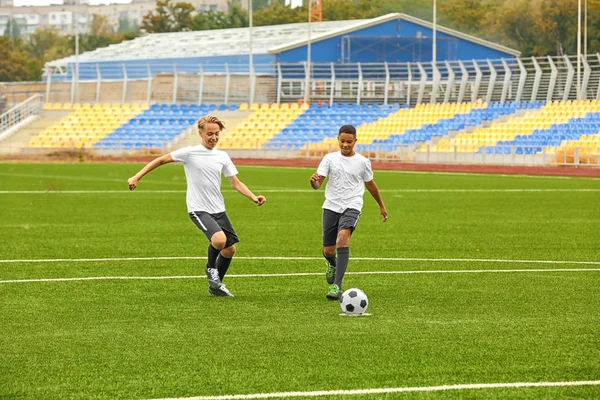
<box><xmin>417</xmin><ymin>62</ymin><xmax>426</xmax><ymax>104</ymax></box>
<box><xmin>531</xmin><ymin>57</ymin><xmax>542</xmax><ymax>102</ymax></box>
<box><xmin>95</xmin><ymin>64</ymin><xmax>101</xmax><ymax>103</ymax></box>
<box><xmin>198</xmin><ymin>64</ymin><xmax>204</xmax><ymax>105</ymax></box>
<box><xmin>329</xmin><ymin>62</ymin><xmax>336</xmax><ymax>107</ymax></box>
<box><xmin>546</xmin><ymin>56</ymin><xmax>558</xmax><ymax>102</ymax></box>
<box><xmin>303</xmin><ymin>61</ymin><xmax>310</xmax><ymax>104</ymax></box>
<box><xmin>147</xmin><ymin>64</ymin><xmax>153</xmax><ymax>104</ymax></box>
<box><xmin>431</xmin><ymin>62</ymin><xmax>440</xmax><ymax>104</ymax></box>
<box><xmin>443</xmin><ymin>60</ymin><xmax>455</xmax><ymax>104</ymax></box>
<box><xmin>582</xmin><ymin>56</ymin><xmax>591</xmax><ymax>99</ymax></box>
<box><xmin>357</xmin><ymin>62</ymin><xmax>363</xmax><ymax>105</ymax></box>
<box><xmin>69</xmin><ymin>64</ymin><xmax>76</xmax><ymax>105</ymax></box>
<box><xmin>500</xmin><ymin>59</ymin><xmax>512</xmax><ymax>103</ymax></box>
<box><xmin>563</xmin><ymin>55</ymin><xmax>574</xmax><ymax>101</ymax></box>
<box><xmin>276</xmin><ymin>63</ymin><xmax>282</xmax><ymax>105</ymax></box>
<box><xmin>45</xmin><ymin>65</ymin><xmax>52</xmax><ymax>104</ymax></box>
<box><xmin>515</xmin><ymin>58</ymin><xmax>527</xmax><ymax>102</ymax></box>
<box><xmin>406</xmin><ymin>62</ymin><xmax>412</xmax><ymax>105</ymax></box>
<box><xmin>172</xmin><ymin>64</ymin><xmax>178</xmax><ymax>104</ymax></box>
<box><xmin>472</xmin><ymin>61</ymin><xmax>482</xmax><ymax>102</ymax></box>
<box><xmin>249</xmin><ymin>63</ymin><xmax>255</xmax><ymax>105</ymax></box>
<box><xmin>122</xmin><ymin>64</ymin><xmax>128</xmax><ymax>104</ymax></box>
<box><xmin>224</xmin><ymin>63</ymin><xmax>230</xmax><ymax>105</ymax></box>
<box><xmin>383</xmin><ymin>62</ymin><xmax>389</xmax><ymax>106</ymax></box>
<box><xmin>485</xmin><ymin>59</ymin><xmax>496</xmax><ymax>103</ymax></box>
<box><xmin>457</xmin><ymin>61</ymin><xmax>468</xmax><ymax>103</ymax></box>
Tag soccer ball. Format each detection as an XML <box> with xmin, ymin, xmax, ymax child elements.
<box><xmin>339</xmin><ymin>288</ymin><xmax>368</xmax><ymax>315</ymax></box>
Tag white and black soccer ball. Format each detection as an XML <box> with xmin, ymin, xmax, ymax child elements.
<box><xmin>339</xmin><ymin>288</ymin><xmax>368</xmax><ymax>315</ymax></box>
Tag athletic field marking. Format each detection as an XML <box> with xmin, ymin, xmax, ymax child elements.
<box><xmin>149</xmin><ymin>380</ymin><xmax>600</xmax><ymax>400</ymax></box>
<box><xmin>1</xmin><ymin>188</ymin><xmax>599</xmax><ymax>194</ymax></box>
<box><xmin>238</xmin><ymin>165</ymin><xmax>598</xmax><ymax>179</ymax></box>
<box><xmin>1</xmin><ymin>268</ymin><xmax>599</xmax><ymax>284</ymax></box>
<box><xmin>1</xmin><ymin>256</ymin><xmax>599</xmax><ymax>265</ymax></box>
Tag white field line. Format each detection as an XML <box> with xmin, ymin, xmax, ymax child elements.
<box><xmin>1</xmin><ymin>268</ymin><xmax>599</xmax><ymax>284</ymax></box>
<box><xmin>149</xmin><ymin>380</ymin><xmax>600</xmax><ymax>400</ymax></box>
<box><xmin>1</xmin><ymin>256</ymin><xmax>600</xmax><ymax>265</ymax></box>
<box><xmin>1</xmin><ymin>188</ymin><xmax>600</xmax><ymax>194</ymax></box>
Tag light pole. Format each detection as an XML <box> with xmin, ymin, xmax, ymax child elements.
<box><xmin>432</xmin><ymin>0</ymin><xmax>436</xmax><ymax>65</ymax></box>
<box><xmin>577</xmin><ymin>0</ymin><xmax>582</xmax><ymax>99</ymax></box>
<box><xmin>74</xmin><ymin>0</ymin><xmax>80</xmax><ymax>104</ymax></box>
<box><xmin>306</xmin><ymin>0</ymin><xmax>313</xmax><ymax>104</ymax></box>
<box><xmin>249</xmin><ymin>0</ymin><xmax>254</xmax><ymax>105</ymax></box>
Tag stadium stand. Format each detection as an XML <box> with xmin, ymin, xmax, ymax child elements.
<box><xmin>218</xmin><ymin>103</ymin><xmax>308</xmax><ymax>150</ymax></box>
<box><xmin>264</xmin><ymin>103</ymin><xmax>404</xmax><ymax>151</ymax></box>
<box><xmin>430</xmin><ymin>100</ymin><xmax>600</xmax><ymax>154</ymax></box>
<box><xmin>93</xmin><ymin>103</ymin><xmax>215</xmax><ymax>150</ymax></box>
<box><xmin>26</xmin><ymin>103</ymin><xmax>147</xmax><ymax>149</ymax></box>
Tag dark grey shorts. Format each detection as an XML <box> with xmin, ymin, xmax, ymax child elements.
<box><xmin>322</xmin><ymin>208</ymin><xmax>361</xmax><ymax>247</ymax></box>
<box><xmin>189</xmin><ymin>211</ymin><xmax>240</xmax><ymax>248</ymax></box>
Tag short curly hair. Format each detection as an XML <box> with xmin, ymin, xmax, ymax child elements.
<box><xmin>338</xmin><ymin>124</ymin><xmax>357</xmax><ymax>136</ymax></box>
<box><xmin>197</xmin><ymin>114</ymin><xmax>226</xmax><ymax>131</ymax></box>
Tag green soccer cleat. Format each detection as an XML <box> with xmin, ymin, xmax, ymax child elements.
<box><xmin>326</xmin><ymin>284</ymin><xmax>341</xmax><ymax>300</ymax></box>
<box><xmin>325</xmin><ymin>261</ymin><xmax>336</xmax><ymax>285</ymax></box>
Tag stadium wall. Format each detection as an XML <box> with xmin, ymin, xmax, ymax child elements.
<box><xmin>275</xmin><ymin>19</ymin><xmax>517</xmax><ymax>64</ymax></box>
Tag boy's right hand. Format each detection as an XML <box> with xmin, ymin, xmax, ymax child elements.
<box><xmin>128</xmin><ymin>176</ymin><xmax>139</xmax><ymax>191</ymax></box>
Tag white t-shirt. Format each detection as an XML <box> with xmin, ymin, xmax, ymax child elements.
<box><xmin>317</xmin><ymin>151</ymin><xmax>374</xmax><ymax>213</ymax></box>
<box><xmin>170</xmin><ymin>145</ymin><xmax>238</xmax><ymax>214</ymax></box>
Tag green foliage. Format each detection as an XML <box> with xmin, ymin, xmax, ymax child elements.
<box><xmin>141</xmin><ymin>0</ymin><xmax>195</xmax><ymax>33</ymax></box>
<box><xmin>3</xmin><ymin>17</ymin><xmax>20</xmax><ymax>39</ymax></box>
<box><xmin>117</xmin><ymin>18</ymin><xmax>140</xmax><ymax>34</ymax></box>
<box><xmin>253</xmin><ymin>2</ymin><xmax>307</xmax><ymax>26</ymax></box>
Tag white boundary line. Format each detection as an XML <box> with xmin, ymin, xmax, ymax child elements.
<box><xmin>1</xmin><ymin>188</ymin><xmax>600</xmax><ymax>194</ymax></box>
<box><xmin>150</xmin><ymin>380</ymin><xmax>600</xmax><ymax>400</ymax></box>
<box><xmin>1</xmin><ymin>256</ymin><xmax>600</xmax><ymax>265</ymax></box>
<box><xmin>1</xmin><ymin>268</ymin><xmax>599</xmax><ymax>284</ymax></box>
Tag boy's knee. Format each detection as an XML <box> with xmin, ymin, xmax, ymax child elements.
<box><xmin>211</xmin><ymin>232</ymin><xmax>227</xmax><ymax>250</ymax></box>
<box><xmin>221</xmin><ymin>244</ymin><xmax>236</xmax><ymax>258</ymax></box>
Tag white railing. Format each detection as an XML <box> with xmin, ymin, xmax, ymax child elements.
<box><xmin>41</xmin><ymin>54</ymin><xmax>600</xmax><ymax>106</ymax></box>
<box><xmin>0</xmin><ymin>94</ymin><xmax>44</xmax><ymax>141</ymax></box>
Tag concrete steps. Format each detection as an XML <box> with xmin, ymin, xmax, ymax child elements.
<box><xmin>0</xmin><ymin>111</ymin><xmax>70</xmax><ymax>155</ymax></box>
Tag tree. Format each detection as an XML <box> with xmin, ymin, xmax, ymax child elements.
<box><xmin>26</xmin><ymin>28</ymin><xmax>71</xmax><ymax>64</ymax></box>
<box><xmin>89</xmin><ymin>14</ymin><xmax>112</xmax><ymax>36</ymax></box>
<box><xmin>227</xmin><ymin>0</ymin><xmax>249</xmax><ymax>28</ymax></box>
<box><xmin>141</xmin><ymin>0</ymin><xmax>195</xmax><ymax>33</ymax></box>
<box><xmin>322</xmin><ymin>0</ymin><xmax>379</xmax><ymax>21</ymax></box>
<box><xmin>0</xmin><ymin>36</ymin><xmax>38</xmax><ymax>81</ymax></box>
<box><xmin>492</xmin><ymin>0</ymin><xmax>538</xmax><ymax>56</ymax></box>
<box><xmin>117</xmin><ymin>18</ymin><xmax>139</xmax><ymax>34</ymax></box>
<box><xmin>192</xmin><ymin>10</ymin><xmax>229</xmax><ymax>30</ymax></box>
<box><xmin>253</xmin><ymin>2</ymin><xmax>306</xmax><ymax>26</ymax></box>
<box><xmin>3</xmin><ymin>17</ymin><xmax>21</xmax><ymax>39</ymax></box>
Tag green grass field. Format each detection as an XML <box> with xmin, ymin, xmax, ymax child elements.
<box><xmin>1</xmin><ymin>162</ymin><xmax>599</xmax><ymax>400</ymax></box>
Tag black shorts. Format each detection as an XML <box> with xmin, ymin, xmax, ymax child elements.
<box><xmin>322</xmin><ymin>208</ymin><xmax>361</xmax><ymax>247</ymax></box>
<box><xmin>189</xmin><ymin>211</ymin><xmax>240</xmax><ymax>248</ymax></box>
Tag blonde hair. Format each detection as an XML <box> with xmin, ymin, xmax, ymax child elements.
<box><xmin>197</xmin><ymin>114</ymin><xmax>226</xmax><ymax>131</ymax></box>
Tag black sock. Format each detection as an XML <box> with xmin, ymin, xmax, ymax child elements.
<box><xmin>323</xmin><ymin>251</ymin><xmax>337</xmax><ymax>267</ymax></box>
<box><xmin>207</xmin><ymin>244</ymin><xmax>220</xmax><ymax>269</ymax></box>
<box><xmin>334</xmin><ymin>247</ymin><xmax>349</xmax><ymax>289</ymax></box>
<box><xmin>216</xmin><ymin>255</ymin><xmax>233</xmax><ymax>281</ymax></box>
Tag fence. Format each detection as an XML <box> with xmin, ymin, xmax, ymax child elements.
<box><xmin>0</xmin><ymin>94</ymin><xmax>43</xmax><ymax>141</ymax></box>
<box><xmin>35</xmin><ymin>54</ymin><xmax>600</xmax><ymax>107</ymax></box>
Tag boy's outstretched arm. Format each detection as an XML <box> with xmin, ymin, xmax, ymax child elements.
<box><xmin>227</xmin><ymin>175</ymin><xmax>266</xmax><ymax>206</ymax></box>
<box><xmin>365</xmin><ymin>180</ymin><xmax>388</xmax><ymax>222</ymax></box>
<box><xmin>128</xmin><ymin>153</ymin><xmax>174</xmax><ymax>190</ymax></box>
<box><xmin>310</xmin><ymin>173</ymin><xmax>326</xmax><ymax>189</ymax></box>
